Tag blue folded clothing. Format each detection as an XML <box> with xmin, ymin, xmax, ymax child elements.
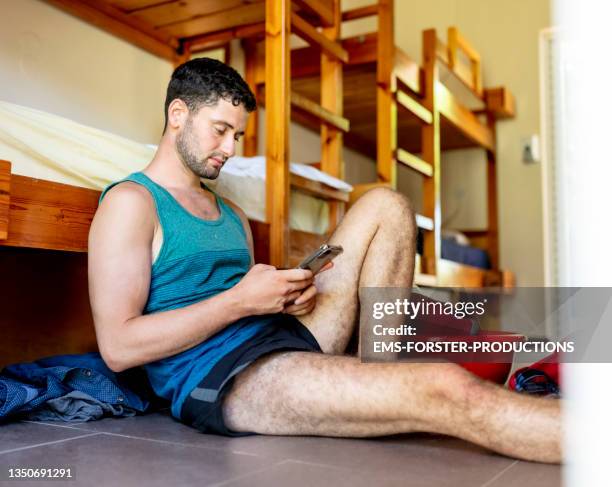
<box><xmin>0</xmin><ymin>352</ymin><xmax>167</xmax><ymax>422</ymax></box>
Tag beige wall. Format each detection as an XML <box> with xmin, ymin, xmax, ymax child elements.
<box><xmin>339</xmin><ymin>0</ymin><xmax>551</xmax><ymax>285</ymax></box>
<box><xmin>0</xmin><ymin>0</ymin><xmax>171</xmax><ymax>144</ymax></box>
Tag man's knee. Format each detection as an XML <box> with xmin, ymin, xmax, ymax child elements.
<box><xmin>356</xmin><ymin>187</ymin><xmax>416</xmax><ymax>233</ymax></box>
<box><xmin>416</xmin><ymin>362</ymin><xmax>491</xmax><ymax>429</ymax></box>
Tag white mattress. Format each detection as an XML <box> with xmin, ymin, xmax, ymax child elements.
<box><xmin>0</xmin><ymin>101</ymin><xmax>352</xmax><ymax>234</ymax></box>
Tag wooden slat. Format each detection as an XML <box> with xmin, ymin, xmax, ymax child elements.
<box><xmin>342</xmin><ymin>4</ymin><xmax>378</xmax><ymax>21</ymax></box>
<box><xmin>290</xmin><ymin>174</ymin><xmax>349</xmax><ymax>202</ymax></box>
<box><xmin>396</xmin><ymin>90</ymin><xmax>432</xmax><ymax>124</ymax></box>
<box><xmin>109</xmin><ymin>0</ymin><xmax>176</xmax><ymax>11</ymax></box>
<box><xmin>127</xmin><ymin>0</ymin><xmax>256</xmax><ymax>28</ymax></box>
<box><xmin>257</xmin><ymin>88</ymin><xmax>350</xmax><ymax>135</ymax></box>
<box><xmin>376</xmin><ymin>0</ymin><xmax>396</xmax><ymax>186</ymax></box>
<box><xmin>0</xmin><ymin>160</ymin><xmax>10</xmax><ymax>240</ymax></box>
<box><xmin>42</xmin><ymin>0</ymin><xmax>179</xmax><ymax>62</ymax></box>
<box><xmin>68</xmin><ymin>0</ymin><xmax>178</xmax><ymax>46</ymax></box>
<box><xmin>320</xmin><ymin>0</ymin><xmax>345</xmax><ymax>230</ymax></box>
<box><xmin>187</xmin><ymin>23</ymin><xmax>265</xmax><ymax>53</ymax></box>
<box><xmin>448</xmin><ymin>27</ymin><xmax>481</xmax><ymax>62</ymax></box>
<box><xmin>393</xmin><ymin>48</ymin><xmax>421</xmax><ymax>95</ymax></box>
<box><xmin>396</xmin><ymin>148</ymin><xmax>433</xmax><ymax>177</ymax></box>
<box><xmin>159</xmin><ymin>3</ymin><xmax>265</xmax><ymax>39</ymax></box>
<box><xmin>293</xmin><ymin>0</ymin><xmax>334</xmax><ymax>27</ymax></box>
<box><xmin>0</xmin><ymin>176</ymin><xmax>99</xmax><ymax>252</ymax></box>
<box><xmin>288</xmin><ymin>33</ymin><xmax>377</xmax><ymax>79</ymax></box>
<box><xmin>435</xmin><ymin>37</ymin><xmax>449</xmax><ymax>65</ymax></box>
<box><xmin>447</xmin><ymin>27</ymin><xmax>483</xmax><ymax>98</ymax></box>
<box><xmin>421</xmin><ymin>29</ymin><xmax>442</xmax><ymax>275</ymax></box>
<box><xmin>486</xmin><ymin>112</ymin><xmax>499</xmax><ymax>270</ymax></box>
<box><xmin>290</xmin><ymin>13</ymin><xmax>348</xmax><ymax>62</ymax></box>
<box><xmin>436</xmin><ymin>81</ymin><xmax>494</xmax><ymax>151</ymax></box>
<box><xmin>291</xmin><ymin>91</ymin><xmax>349</xmax><ymax>132</ymax></box>
<box><xmin>265</xmin><ymin>0</ymin><xmax>291</xmax><ymax>267</ymax></box>
<box><xmin>473</xmin><ymin>58</ymin><xmax>483</xmax><ymax>97</ymax></box>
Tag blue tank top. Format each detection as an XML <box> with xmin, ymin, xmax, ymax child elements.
<box><xmin>100</xmin><ymin>172</ymin><xmax>273</xmax><ymax>419</ymax></box>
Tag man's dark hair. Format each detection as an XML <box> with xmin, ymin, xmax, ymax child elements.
<box><xmin>163</xmin><ymin>57</ymin><xmax>257</xmax><ymax>130</ymax></box>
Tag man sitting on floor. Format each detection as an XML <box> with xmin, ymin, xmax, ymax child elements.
<box><xmin>88</xmin><ymin>58</ymin><xmax>561</xmax><ymax>464</ymax></box>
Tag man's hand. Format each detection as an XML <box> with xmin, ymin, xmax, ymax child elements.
<box><xmin>283</xmin><ymin>262</ymin><xmax>334</xmax><ymax>317</ymax></box>
<box><xmin>233</xmin><ymin>264</ymin><xmax>314</xmax><ymax>316</ymax></box>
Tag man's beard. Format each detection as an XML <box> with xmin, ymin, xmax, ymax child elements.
<box><xmin>176</xmin><ymin>117</ymin><xmax>224</xmax><ymax>179</ymax></box>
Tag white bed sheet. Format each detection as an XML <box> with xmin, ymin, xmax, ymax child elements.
<box><xmin>0</xmin><ymin>101</ymin><xmax>352</xmax><ymax>234</ymax></box>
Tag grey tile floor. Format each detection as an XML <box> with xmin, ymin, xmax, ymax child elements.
<box><xmin>0</xmin><ymin>411</ymin><xmax>561</xmax><ymax>487</ymax></box>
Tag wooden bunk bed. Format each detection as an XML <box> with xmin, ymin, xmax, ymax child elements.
<box><xmin>0</xmin><ymin>0</ymin><xmax>517</xmax><ymax>364</ymax></box>
<box><xmin>276</xmin><ymin>1</ymin><xmax>516</xmax><ymax>288</ymax></box>
<box><xmin>1</xmin><ymin>0</ymin><xmax>516</xmax><ymax>282</ymax></box>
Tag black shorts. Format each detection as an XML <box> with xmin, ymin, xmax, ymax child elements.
<box><xmin>180</xmin><ymin>314</ymin><xmax>321</xmax><ymax>436</ymax></box>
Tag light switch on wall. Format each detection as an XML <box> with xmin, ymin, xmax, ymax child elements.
<box><xmin>522</xmin><ymin>134</ymin><xmax>541</xmax><ymax>163</ymax></box>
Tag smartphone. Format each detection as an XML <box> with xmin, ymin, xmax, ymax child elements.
<box><xmin>297</xmin><ymin>244</ymin><xmax>343</xmax><ymax>274</ymax></box>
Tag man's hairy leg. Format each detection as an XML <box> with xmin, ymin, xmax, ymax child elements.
<box><xmin>298</xmin><ymin>187</ymin><xmax>417</xmax><ymax>354</ymax></box>
<box><xmin>223</xmin><ymin>352</ymin><xmax>561</xmax><ymax>463</ymax></box>
<box><xmin>223</xmin><ymin>187</ymin><xmax>561</xmax><ymax>463</ymax></box>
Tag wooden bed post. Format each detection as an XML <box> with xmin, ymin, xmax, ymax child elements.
<box><xmin>421</xmin><ymin>29</ymin><xmax>441</xmax><ymax>276</ymax></box>
<box><xmin>486</xmin><ymin>112</ymin><xmax>499</xmax><ymax>270</ymax></box>
<box><xmin>265</xmin><ymin>0</ymin><xmax>291</xmax><ymax>267</ymax></box>
<box><xmin>376</xmin><ymin>0</ymin><xmax>397</xmax><ymax>186</ymax></box>
<box><xmin>0</xmin><ymin>160</ymin><xmax>10</xmax><ymax>241</ymax></box>
<box><xmin>243</xmin><ymin>39</ymin><xmax>259</xmax><ymax>157</ymax></box>
<box><xmin>321</xmin><ymin>0</ymin><xmax>344</xmax><ymax>230</ymax></box>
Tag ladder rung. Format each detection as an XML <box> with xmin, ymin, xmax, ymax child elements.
<box><xmin>291</xmin><ymin>13</ymin><xmax>348</xmax><ymax>63</ymax></box>
<box><xmin>396</xmin><ymin>148</ymin><xmax>433</xmax><ymax>177</ymax></box>
<box><xmin>396</xmin><ymin>90</ymin><xmax>432</xmax><ymax>124</ymax></box>
<box><xmin>291</xmin><ymin>91</ymin><xmax>350</xmax><ymax>132</ymax></box>
<box><xmin>291</xmin><ymin>174</ymin><xmax>349</xmax><ymax>202</ymax></box>
<box><xmin>342</xmin><ymin>4</ymin><xmax>378</xmax><ymax>21</ymax></box>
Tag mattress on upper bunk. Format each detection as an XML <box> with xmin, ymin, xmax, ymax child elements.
<box><xmin>0</xmin><ymin>101</ymin><xmax>352</xmax><ymax>234</ymax></box>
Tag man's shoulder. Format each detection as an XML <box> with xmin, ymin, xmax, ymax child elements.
<box><xmin>100</xmin><ymin>181</ymin><xmax>154</xmax><ymax>212</ymax></box>
<box><xmin>93</xmin><ymin>181</ymin><xmax>157</xmax><ymax>235</ymax></box>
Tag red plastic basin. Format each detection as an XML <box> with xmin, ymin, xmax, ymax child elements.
<box><xmin>457</xmin><ymin>331</ymin><xmax>524</xmax><ymax>385</ymax></box>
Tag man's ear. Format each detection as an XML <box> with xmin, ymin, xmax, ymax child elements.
<box><xmin>167</xmin><ymin>99</ymin><xmax>189</xmax><ymax>130</ymax></box>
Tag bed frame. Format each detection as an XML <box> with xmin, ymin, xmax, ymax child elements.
<box><xmin>244</xmin><ymin>1</ymin><xmax>516</xmax><ymax>286</ymax></box>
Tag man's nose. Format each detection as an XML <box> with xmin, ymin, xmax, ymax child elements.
<box><xmin>220</xmin><ymin>133</ymin><xmax>236</xmax><ymax>158</ymax></box>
